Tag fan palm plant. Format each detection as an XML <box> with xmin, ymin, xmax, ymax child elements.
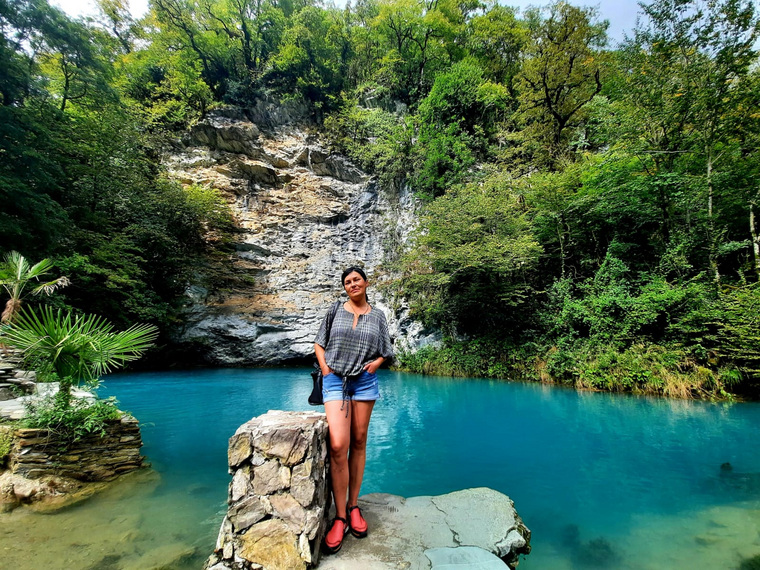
<box><xmin>0</xmin><ymin>251</ymin><xmax>70</xmax><ymax>323</ymax></box>
<box><xmin>0</xmin><ymin>306</ymin><xmax>159</xmax><ymax>407</ymax></box>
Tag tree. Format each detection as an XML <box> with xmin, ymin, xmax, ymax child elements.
<box><xmin>97</xmin><ymin>0</ymin><xmax>138</xmax><ymax>53</ymax></box>
<box><xmin>0</xmin><ymin>251</ymin><xmax>69</xmax><ymax>323</ymax></box>
<box><xmin>403</xmin><ymin>172</ymin><xmax>542</xmax><ymax>333</ymax></box>
<box><xmin>618</xmin><ymin>0</ymin><xmax>760</xmax><ymax>284</ymax></box>
<box><xmin>515</xmin><ymin>1</ymin><xmax>608</xmax><ymax>168</ymax></box>
<box><xmin>413</xmin><ymin>59</ymin><xmax>509</xmax><ymax>197</ymax></box>
<box><xmin>266</xmin><ymin>5</ymin><xmax>350</xmax><ymax>109</ymax></box>
<box><xmin>371</xmin><ymin>0</ymin><xmax>468</xmax><ymax>104</ymax></box>
<box><xmin>0</xmin><ymin>305</ymin><xmax>158</xmax><ymax>408</ymax></box>
<box><xmin>466</xmin><ymin>3</ymin><xmax>526</xmax><ymax>93</ymax></box>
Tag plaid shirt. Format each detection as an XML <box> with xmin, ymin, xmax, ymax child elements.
<box><xmin>315</xmin><ymin>302</ymin><xmax>394</xmax><ymax>377</ymax></box>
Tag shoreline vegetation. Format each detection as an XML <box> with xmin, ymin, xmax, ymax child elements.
<box><xmin>396</xmin><ymin>339</ymin><xmax>743</xmax><ymax>401</ymax></box>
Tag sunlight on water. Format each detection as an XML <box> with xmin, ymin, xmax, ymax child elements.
<box><xmin>1</xmin><ymin>368</ymin><xmax>759</xmax><ymax>569</ymax></box>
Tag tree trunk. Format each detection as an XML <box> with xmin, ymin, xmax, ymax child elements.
<box><xmin>707</xmin><ymin>150</ymin><xmax>720</xmax><ymax>285</ymax></box>
<box><xmin>56</xmin><ymin>376</ymin><xmax>73</xmax><ymax>409</ymax></box>
<box><xmin>750</xmin><ymin>202</ymin><xmax>760</xmax><ymax>281</ymax></box>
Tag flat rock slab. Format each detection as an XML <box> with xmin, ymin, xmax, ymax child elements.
<box><xmin>317</xmin><ymin>488</ymin><xmax>530</xmax><ymax>570</ymax></box>
<box><xmin>0</xmin><ymin>383</ymin><xmax>95</xmax><ymax>420</ymax></box>
<box><xmin>426</xmin><ymin>546</ymin><xmax>511</xmax><ymax>569</ymax></box>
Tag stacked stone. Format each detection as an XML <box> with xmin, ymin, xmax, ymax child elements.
<box><xmin>205</xmin><ymin>410</ymin><xmax>330</xmax><ymax>570</ymax></box>
<box><xmin>9</xmin><ymin>415</ymin><xmax>145</xmax><ymax>481</ymax></box>
<box><xmin>0</xmin><ymin>348</ymin><xmax>35</xmax><ymax>401</ymax></box>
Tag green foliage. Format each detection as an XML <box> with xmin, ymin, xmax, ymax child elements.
<box><xmin>22</xmin><ymin>394</ymin><xmax>122</xmax><ymax>443</ymax></box>
<box><xmin>402</xmin><ymin>172</ymin><xmax>542</xmax><ymax>333</ymax></box>
<box><xmin>0</xmin><ymin>251</ymin><xmax>70</xmax><ymax>323</ymax></box>
<box><xmin>466</xmin><ymin>4</ymin><xmax>526</xmax><ymax>89</ymax></box>
<box><xmin>701</xmin><ymin>284</ymin><xmax>760</xmax><ymax>391</ymax></box>
<box><xmin>414</xmin><ymin>60</ymin><xmax>508</xmax><ymax>197</ymax></box>
<box><xmin>0</xmin><ymin>305</ymin><xmax>158</xmax><ymax>407</ymax></box>
<box><xmin>1</xmin><ymin>306</ymin><xmax>158</xmax><ymax>384</ymax></box>
<box><xmin>370</xmin><ymin>0</ymin><xmax>469</xmax><ymax>104</ymax></box>
<box><xmin>396</xmin><ymin>336</ymin><xmax>518</xmax><ymax>379</ymax></box>
<box><xmin>398</xmin><ymin>336</ymin><xmax>739</xmax><ymax>400</ymax></box>
<box><xmin>325</xmin><ymin>103</ymin><xmax>414</xmax><ymax>190</ymax></box>
<box><xmin>514</xmin><ymin>1</ymin><xmax>607</xmax><ymax>167</ymax></box>
<box><xmin>542</xmin><ymin>342</ymin><xmax>739</xmax><ymax>399</ymax></box>
<box><xmin>265</xmin><ymin>5</ymin><xmax>350</xmax><ymax>110</ymax></box>
<box><xmin>0</xmin><ymin>426</ymin><xmax>13</xmax><ymax>461</ymax></box>
<box><xmin>541</xmin><ymin>256</ymin><xmax>696</xmax><ymax>346</ymax></box>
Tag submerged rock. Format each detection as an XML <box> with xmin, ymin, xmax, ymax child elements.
<box><xmin>0</xmin><ymin>471</ymin><xmax>107</xmax><ymax>512</ymax></box>
<box><xmin>318</xmin><ymin>488</ymin><xmax>531</xmax><ymax>570</ymax></box>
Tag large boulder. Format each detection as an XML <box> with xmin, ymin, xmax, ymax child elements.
<box><xmin>318</xmin><ymin>488</ymin><xmax>531</xmax><ymax>570</ymax></box>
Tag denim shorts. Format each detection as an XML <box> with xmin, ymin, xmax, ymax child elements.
<box><xmin>323</xmin><ymin>370</ymin><xmax>380</xmax><ymax>403</ymax></box>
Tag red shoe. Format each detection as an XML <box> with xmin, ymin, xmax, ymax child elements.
<box><xmin>348</xmin><ymin>505</ymin><xmax>368</xmax><ymax>538</ymax></box>
<box><xmin>323</xmin><ymin>516</ymin><xmax>348</xmax><ymax>554</ymax></box>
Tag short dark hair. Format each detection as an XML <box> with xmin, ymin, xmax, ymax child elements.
<box><xmin>341</xmin><ymin>266</ymin><xmax>367</xmax><ymax>285</ymax></box>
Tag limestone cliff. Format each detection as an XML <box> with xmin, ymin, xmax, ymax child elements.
<box><xmin>165</xmin><ymin>106</ymin><xmax>432</xmax><ymax>365</ymax></box>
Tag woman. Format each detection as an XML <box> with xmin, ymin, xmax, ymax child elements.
<box><xmin>314</xmin><ymin>266</ymin><xmax>393</xmax><ymax>554</ymax></box>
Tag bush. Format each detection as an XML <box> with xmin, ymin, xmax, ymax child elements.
<box><xmin>0</xmin><ymin>426</ymin><xmax>13</xmax><ymax>464</ymax></box>
<box><xmin>324</xmin><ymin>102</ymin><xmax>413</xmax><ymax>191</ymax></box>
<box><xmin>396</xmin><ymin>336</ymin><xmax>521</xmax><ymax>379</ymax></box>
<box><xmin>23</xmin><ymin>395</ymin><xmax>122</xmax><ymax>443</ymax></box>
<box><xmin>539</xmin><ymin>341</ymin><xmax>740</xmax><ymax>399</ymax></box>
<box><xmin>397</xmin><ymin>336</ymin><xmax>741</xmax><ymax>400</ymax></box>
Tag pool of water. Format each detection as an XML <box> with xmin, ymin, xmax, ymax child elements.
<box><xmin>2</xmin><ymin>368</ymin><xmax>760</xmax><ymax>569</ymax></box>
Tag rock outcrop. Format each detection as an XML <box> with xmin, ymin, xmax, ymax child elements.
<box><xmin>318</xmin><ymin>489</ymin><xmax>531</xmax><ymax>570</ymax></box>
<box><xmin>0</xmin><ymin>348</ymin><xmax>36</xmax><ymax>408</ymax></box>
<box><xmin>167</xmin><ymin>106</ymin><xmax>434</xmax><ymax>365</ymax></box>
<box><xmin>208</xmin><ymin>411</ymin><xmax>531</xmax><ymax>570</ymax></box>
<box><xmin>8</xmin><ymin>415</ymin><xmax>145</xmax><ymax>481</ymax></box>
<box><xmin>205</xmin><ymin>410</ymin><xmax>331</xmax><ymax>570</ymax></box>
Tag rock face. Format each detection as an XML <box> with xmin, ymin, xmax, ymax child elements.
<box><xmin>0</xmin><ymin>348</ymin><xmax>36</xmax><ymax>409</ymax></box>
<box><xmin>318</xmin><ymin>489</ymin><xmax>531</xmax><ymax>570</ymax></box>
<box><xmin>205</xmin><ymin>410</ymin><xmax>331</xmax><ymax>570</ymax></box>
<box><xmin>167</xmin><ymin>106</ymin><xmax>434</xmax><ymax>365</ymax></box>
<box><xmin>0</xmin><ymin>471</ymin><xmax>110</xmax><ymax>513</ymax></box>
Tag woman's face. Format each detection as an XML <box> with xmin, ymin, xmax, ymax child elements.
<box><xmin>343</xmin><ymin>271</ymin><xmax>367</xmax><ymax>301</ymax></box>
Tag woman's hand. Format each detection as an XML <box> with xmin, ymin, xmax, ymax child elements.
<box><xmin>363</xmin><ymin>358</ymin><xmax>384</xmax><ymax>375</ymax></box>
<box><xmin>315</xmin><ymin>343</ymin><xmax>332</xmax><ymax>377</ymax></box>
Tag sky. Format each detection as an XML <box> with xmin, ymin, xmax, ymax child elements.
<box><xmin>52</xmin><ymin>0</ymin><xmax>642</xmax><ymax>45</ymax></box>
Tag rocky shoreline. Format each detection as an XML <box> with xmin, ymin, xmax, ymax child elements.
<box><xmin>0</xmin><ymin>349</ymin><xmax>147</xmax><ymax>513</ymax></box>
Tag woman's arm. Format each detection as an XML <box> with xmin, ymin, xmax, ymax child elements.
<box><xmin>363</xmin><ymin>357</ymin><xmax>384</xmax><ymax>374</ymax></box>
<box><xmin>314</xmin><ymin>343</ymin><xmax>333</xmax><ymax>377</ymax></box>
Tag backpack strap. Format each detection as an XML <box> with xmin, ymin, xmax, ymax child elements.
<box><xmin>325</xmin><ymin>300</ymin><xmax>341</xmax><ymax>339</ymax></box>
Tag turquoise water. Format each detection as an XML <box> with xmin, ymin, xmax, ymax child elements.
<box><xmin>3</xmin><ymin>368</ymin><xmax>760</xmax><ymax>569</ymax></box>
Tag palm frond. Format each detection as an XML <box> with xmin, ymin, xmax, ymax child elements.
<box><xmin>0</xmin><ymin>306</ymin><xmax>159</xmax><ymax>384</ymax></box>
<box><xmin>32</xmin><ymin>276</ymin><xmax>72</xmax><ymax>296</ymax></box>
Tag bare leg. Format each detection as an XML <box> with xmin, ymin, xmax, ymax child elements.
<box><xmin>347</xmin><ymin>400</ymin><xmax>375</xmax><ymax>507</ymax></box>
<box><xmin>325</xmin><ymin>400</ymin><xmax>351</xmax><ymax>519</ymax></box>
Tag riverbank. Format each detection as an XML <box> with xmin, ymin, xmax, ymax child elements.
<box><xmin>396</xmin><ymin>338</ymin><xmax>745</xmax><ymax>401</ymax></box>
